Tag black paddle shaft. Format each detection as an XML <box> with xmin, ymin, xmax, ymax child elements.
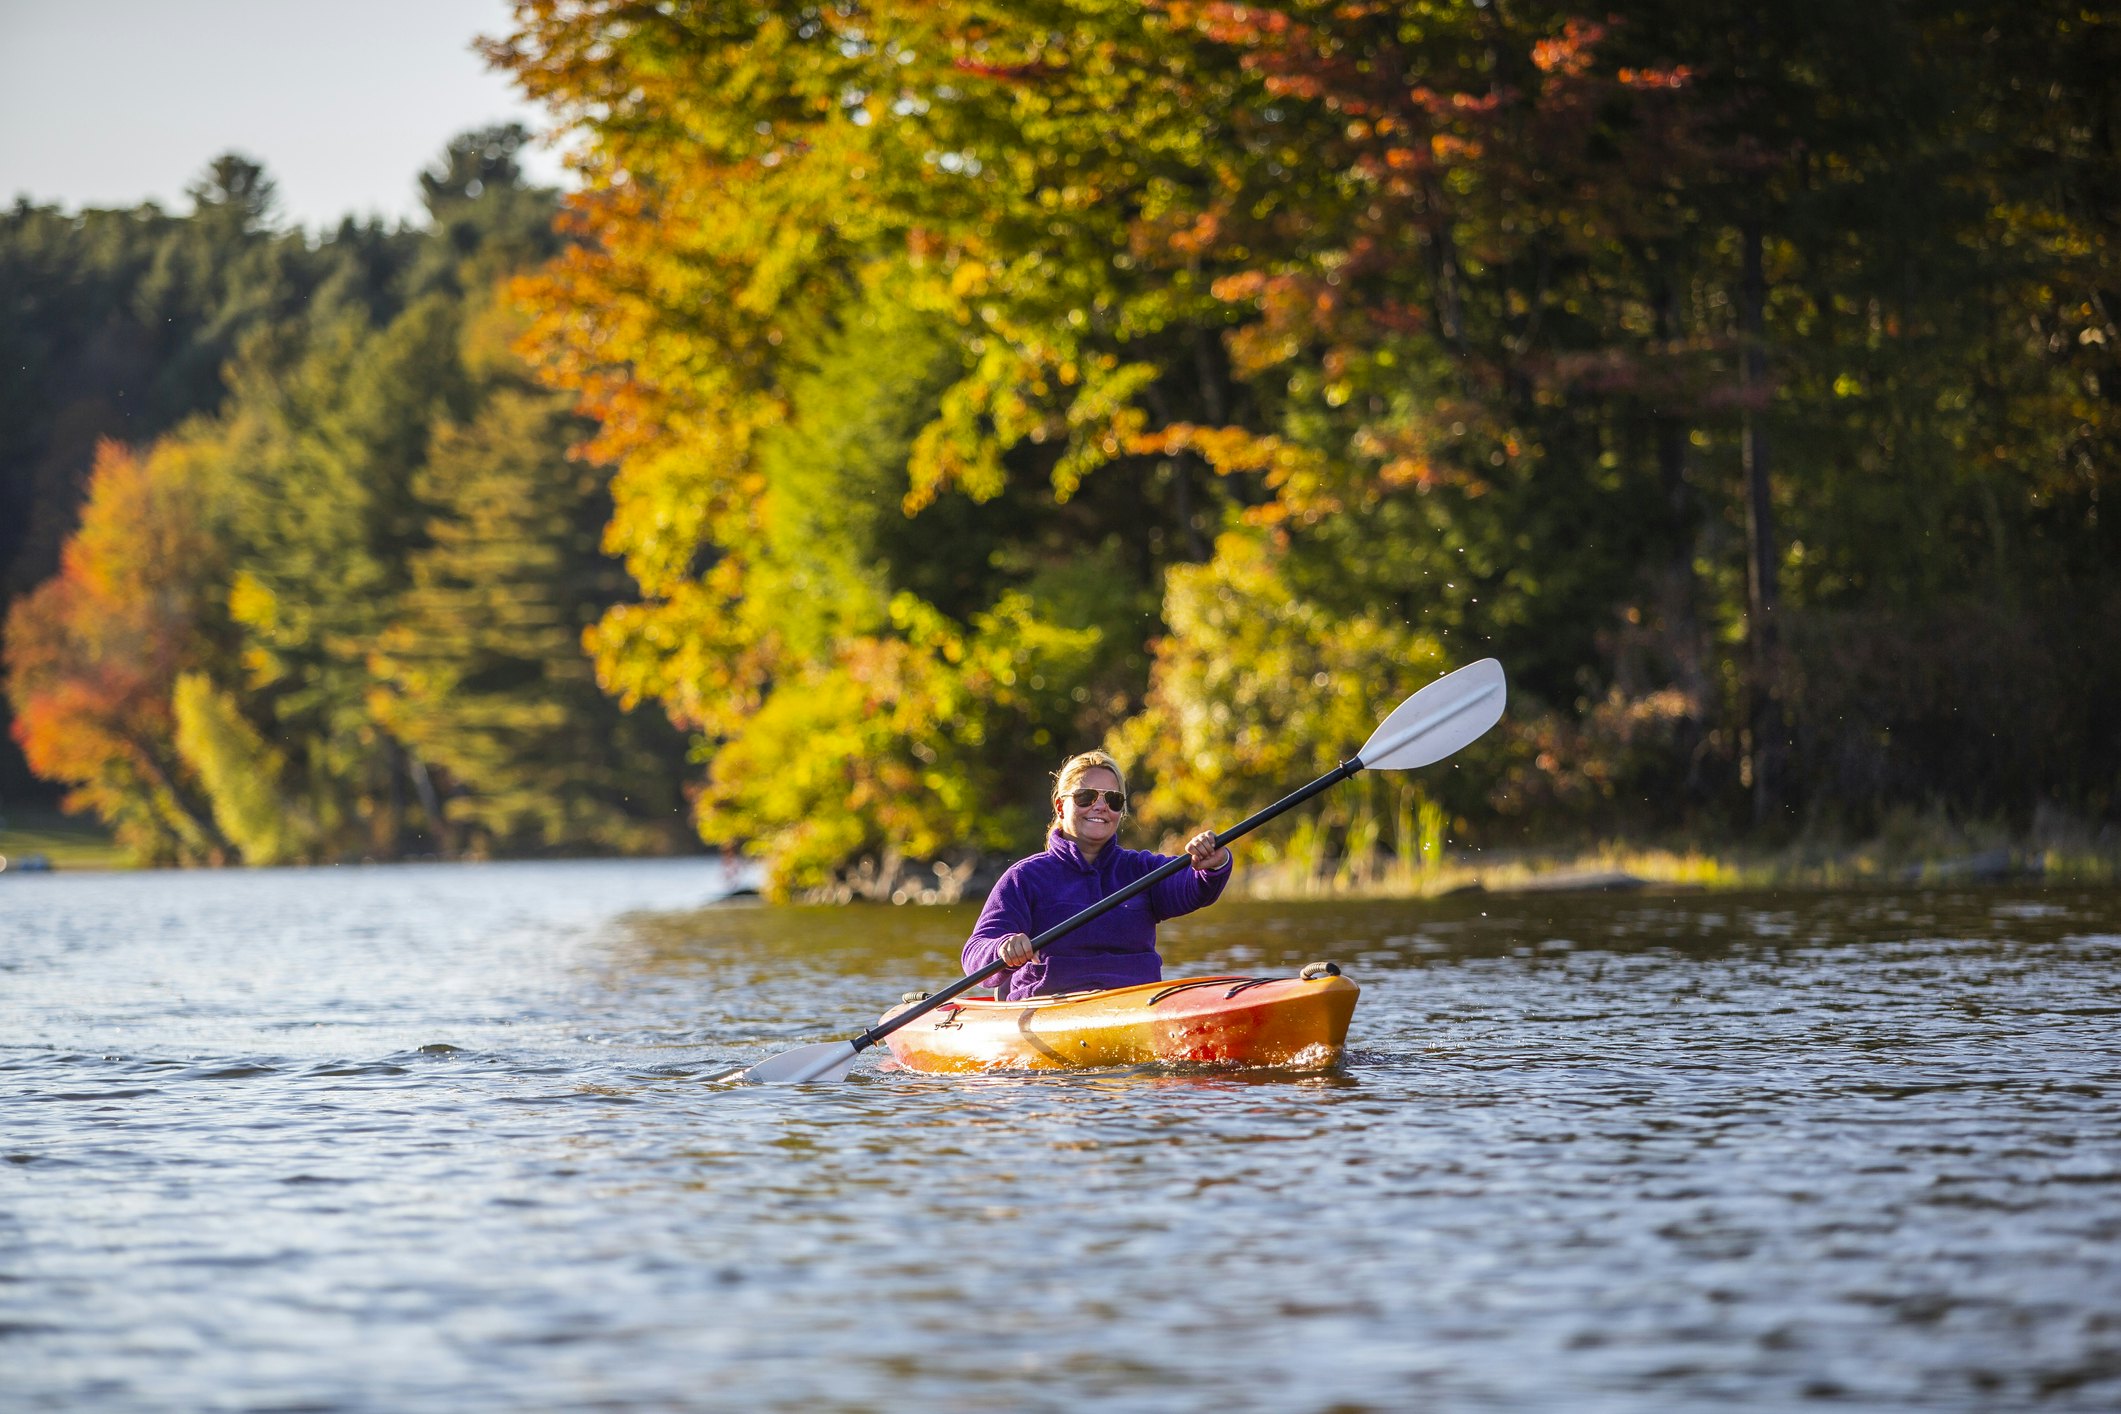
<box><xmin>848</xmin><ymin>757</ymin><xmax>1366</xmax><ymax>1053</ymax></box>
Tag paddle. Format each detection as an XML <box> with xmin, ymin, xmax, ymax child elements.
<box><xmin>714</xmin><ymin>657</ymin><xmax>1507</xmax><ymax>1083</ymax></box>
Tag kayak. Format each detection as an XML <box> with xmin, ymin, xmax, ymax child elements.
<box><xmin>877</xmin><ymin>965</ymin><xmax>1359</xmax><ymax>1074</ymax></box>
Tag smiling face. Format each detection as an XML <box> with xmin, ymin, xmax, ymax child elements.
<box><xmin>1056</xmin><ymin>764</ymin><xmax>1126</xmax><ymax>855</ymax></box>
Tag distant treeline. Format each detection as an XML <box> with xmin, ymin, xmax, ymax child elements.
<box><xmin>7</xmin><ymin>2</ymin><xmax>2120</xmax><ymax>886</ymax></box>
<box><xmin>2</xmin><ymin>129</ymin><xmax>690</xmax><ymax>862</ymax></box>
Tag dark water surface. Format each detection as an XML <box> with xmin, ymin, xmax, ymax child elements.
<box><xmin>5</xmin><ymin>863</ymin><xmax>2119</xmax><ymax>1411</ymax></box>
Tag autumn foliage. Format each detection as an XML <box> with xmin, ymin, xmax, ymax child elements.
<box><xmin>6</xmin><ymin>440</ymin><xmax>228</xmax><ymax>860</ymax></box>
<box><xmin>7</xmin><ymin>5</ymin><xmax>2118</xmax><ymax>880</ymax></box>
<box><xmin>473</xmin><ymin>0</ymin><xmax>2120</xmax><ymax>890</ymax></box>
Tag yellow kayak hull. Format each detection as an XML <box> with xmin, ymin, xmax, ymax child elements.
<box><xmin>878</xmin><ymin>973</ymin><xmax>1360</xmax><ymax>1074</ymax></box>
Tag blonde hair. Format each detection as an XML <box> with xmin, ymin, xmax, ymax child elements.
<box><xmin>1051</xmin><ymin>750</ymin><xmax>1129</xmax><ymax>827</ymax></box>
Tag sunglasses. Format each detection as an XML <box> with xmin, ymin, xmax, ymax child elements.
<box><xmin>1064</xmin><ymin>788</ymin><xmax>1128</xmax><ymax>811</ymax></box>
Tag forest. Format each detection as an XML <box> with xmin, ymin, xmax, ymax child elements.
<box><xmin>1</xmin><ymin>131</ymin><xmax>691</xmax><ymax>863</ymax></box>
<box><xmin>5</xmin><ymin>1</ymin><xmax>2117</xmax><ymax>892</ymax></box>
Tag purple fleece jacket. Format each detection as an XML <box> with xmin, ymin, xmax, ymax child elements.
<box><xmin>962</xmin><ymin>830</ymin><xmax>1233</xmax><ymax>1001</ymax></box>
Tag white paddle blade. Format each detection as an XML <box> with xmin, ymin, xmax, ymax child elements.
<box><xmin>716</xmin><ymin>1040</ymin><xmax>860</xmax><ymax>1085</ymax></box>
<box><xmin>1357</xmin><ymin>658</ymin><xmax>1507</xmax><ymax>771</ymax></box>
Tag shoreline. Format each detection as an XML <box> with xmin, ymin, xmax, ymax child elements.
<box><xmin>1234</xmin><ymin>840</ymin><xmax>2117</xmax><ymax>901</ymax></box>
<box><xmin>9</xmin><ymin>806</ymin><xmax>2114</xmax><ymax>899</ymax></box>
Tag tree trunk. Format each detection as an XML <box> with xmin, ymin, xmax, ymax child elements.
<box><xmin>1740</xmin><ymin>219</ymin><xmax>1788</xmax><ymax>825</ymax></box>
<box><xmin>125</xmin><ymin>732</ymin><xmax>225</xmax><ymax>863</ymax></box>
<box><xmin>407</xmin><ymin>754</ymin><xmax>451</xmax><ymax>858</ymax></box>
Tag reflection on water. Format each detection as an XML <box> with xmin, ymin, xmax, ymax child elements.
<box><xmin>5</xmin><ymin>864</ymin><xmax>2120</xmax><ymax>1410</ymax></box>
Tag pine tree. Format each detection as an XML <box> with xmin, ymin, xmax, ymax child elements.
<box><xmin>369</xmin><ymin>306</ymin><xmax>689</xmax><ymax>856</ymax></box>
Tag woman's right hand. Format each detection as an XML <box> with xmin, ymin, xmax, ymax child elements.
<box><xmin>996</xmin><ymin>933</ymin><xmax>1034</xmax><ymax>967</ymax></box>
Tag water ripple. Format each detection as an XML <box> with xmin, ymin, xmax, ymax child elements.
<box><xmin>3</xmin><ymin>869</ymin><xmax>2119</xmax><ymax>1409</ymax></box>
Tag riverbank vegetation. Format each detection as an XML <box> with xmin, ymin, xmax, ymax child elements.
<box><xmin>6</xmin><ymin>2</ymin><xmax>2117</xmax><ymax>888</ymax></box>
<box><xmin>1246</xmin><ymin>811</ymin><xmax>2120</xmax><ymax>899</ymax></box>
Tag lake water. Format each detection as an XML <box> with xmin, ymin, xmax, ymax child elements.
<box><xmin>5</xmin><ymin>861</ymin><xmax>2119</xmax><ymax>1411</ymax></box>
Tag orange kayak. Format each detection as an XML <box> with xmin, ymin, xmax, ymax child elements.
<box><xmin>877</xmin><ymin>968</ymin><xmax>1360</xmax><ymax>1074</ymax></box>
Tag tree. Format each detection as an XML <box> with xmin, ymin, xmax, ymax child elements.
<box><xmin>368</xmin><ymin>295</ymin><xmax>691</xmax><ymax>855</ymax></box>
<box><xmin>187</xmin><ymin>152</ymin><xmax>279</xmax><ymax>234</ymax></box>
<box><xmin>172</xmin><ymin>670</ymin><xmax>312</xmax><ymax>864</ymax></box>
<box><xmin>482</xmin><ymin>2</ymin><xmax>1271</xmax><ymax>886</ymax></box>
<box><xmin>5</xmin><ymin>438</ymin><xmax>231</xmax><ymax>861</ymax></box>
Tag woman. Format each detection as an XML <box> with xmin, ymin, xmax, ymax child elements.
<box><xmin>962</xmin><ymin>750</ymin><xmax>1233</xmax><ymax>1000</ymax></box>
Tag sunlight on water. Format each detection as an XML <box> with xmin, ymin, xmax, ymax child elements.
<box><xmin>5</xmin><ymin>865</ymin><xmax>2120</xmax><ymax>1410</ymax></box>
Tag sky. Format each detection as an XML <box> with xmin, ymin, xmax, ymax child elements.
<box><xmin>0</xmin><ymin>0</ymin><xmax>572</xmax><ymax>232</ymax></box>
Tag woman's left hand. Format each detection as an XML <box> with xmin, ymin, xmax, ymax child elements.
<box><xmin>1185</xmin><ymin>830</ymin><xmax>1231</xmax><ymax>871</ymax></box>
